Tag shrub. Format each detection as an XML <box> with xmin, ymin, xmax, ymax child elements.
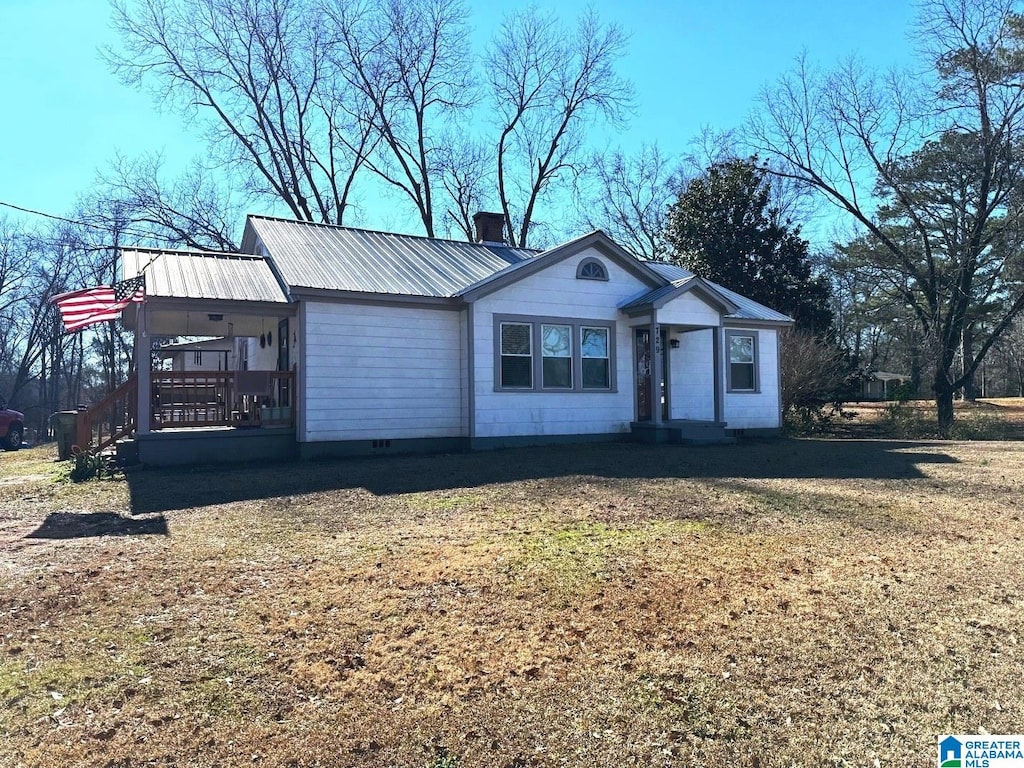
<box><xmin>69</xmin><ymin>449</ymin><xmax>105</xmax><ymax>482</ymax></box>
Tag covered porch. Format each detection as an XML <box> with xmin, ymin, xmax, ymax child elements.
<box><xmin>115</xmin><ymin>247</ymin><xmax>300</xmax><ymax>465</ymax></box>
<box><xmin>621</xmin><ymin>276</ymin><xmax>737</xmax><ymax>443</ymax></box>
<box><xmin>126</xmin><ymin>296</ymin><xmax>298</xmax><ymax>436</ymax></box>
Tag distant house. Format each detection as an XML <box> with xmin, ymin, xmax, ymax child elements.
<box><xmin>157</xmin><ymin>337</ymin><xmax>232</xmax><ymax>372</ymax></box>
<box><xmin>860</xmin><ymin>371</ymin><xmax>910</xmax><ymax>401</ymax></box>
<box><xmin>114</xmin><ymin>213</ymin><xmax>793</xmax><ymax>465</ymax></box>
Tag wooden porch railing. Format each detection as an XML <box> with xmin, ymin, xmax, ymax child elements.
<box><xmin>150</xmin><ymin>370</ymin><xmax>295</xmax><ymax>430</ymax></box>
<box><xmin>75</xmin><ymin>376</ymin><xmax>138</xmax><ymax>453</ymax></box>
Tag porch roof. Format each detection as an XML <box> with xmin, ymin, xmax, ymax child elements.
<box><xmin>122</xmin><ymin>248</ymin><xmax>289</xmax><ymax>304</ymax></box>
<box><xmin>641</xmin><ymin>262</ymin><xmax>794</xmax><ymax>324</ymax></box>
<box><xmin>619</xmin><ymin>275</ymin><xmax>740</xmax><ymax>316</ymax></box>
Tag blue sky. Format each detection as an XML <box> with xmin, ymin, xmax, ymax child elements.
<box><xmin>0</xmin><ymin>0</ymin><xmax>917</xmax><ymax>236</ymax></box>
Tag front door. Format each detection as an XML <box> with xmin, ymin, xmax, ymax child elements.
<box><xmin>635</xmin><ymin>328</ymin><xmax>668</xmax><ymax>421</ymax></box>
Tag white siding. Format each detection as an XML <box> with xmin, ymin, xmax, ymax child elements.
<box><xmin>658</xmin><ymin>291</ymin><xmax>721</xmax><ymax>327</ymax></box>
<box><xmin>668</xmin><ymin>328</ymin><xmax>715</xmax><ymax>421</ymax></box>
<box><xmin>723</xmin><ymin>327</ymin><xmax>781</xmax><ymax>429</ymax></box>
<box><xmin>238</xmin><ymin>318</ymin><xmax>297</xmax><ymax>372</ymax></box>
<box><xmin>302</xmin><ymin>302</ymin><xmax>465</xmax><ymax>441</ymax></box>
<box><xmin>244</xmin><ymin>336</ymin><xmax>278</xmax><ymax>370</ymax></box>
<box><xmin>472</xmin><ymin>247</ymin><xmax>650</xmax><ymax>437</ymax></box>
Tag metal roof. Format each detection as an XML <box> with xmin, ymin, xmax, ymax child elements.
<box><xmin>119</xmin><ymin>221</ymin><xmax>791</xmax><ymax>325</ymax></box>
<box><xmin>246</xmin><ymin>216</ymin><xmax>538</xmax><ymax>297</ymax></box>
<box><xmin>644</xmin><ymin>262</ymin><xmax>793</xmax><ymax>323</ymax></box>
<box><xmin>619</xmin><ymin>276</ymin><xmax>699</xmax><ymax>312</ymax></box>
<box><xmin>122</xmin><ymin>249</ymin><xmax>288</xmax><ymax>304</ymax></box>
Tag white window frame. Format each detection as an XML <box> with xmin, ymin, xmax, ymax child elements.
<box><xmin>580</xmin><ymin>325</ymin><xmax>611</xmax><ymax>390</ymax></box>
<box><xmin>499</xmin><ymin>322</ymin><xmax>534</xmax><ymax>389</ymax></box>
<box><xmin>725</xmin><ymin>330</ymin><xmax>759</xmax><ymax>393</ymax></box>
<box><xmin>493</xmin><ymin>315</ymin><xmax>616</xmax><ymax>393</ymax></box>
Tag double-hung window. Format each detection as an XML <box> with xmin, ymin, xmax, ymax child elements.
<box><xmin>495</xmin><ymin>316</ymin><xmax>615</xmax><ymax>392</ymax></box>
<box><xmin>500</xmin><ymin>322</ymin><xmax>533</xmax><ymax>388</ymax></box>
<box><xmin>581</xmin><ymin>326</ymin><xmax>610</xmax><ymax>389</ymax></box>
<box><xmin>541</xmin><ymin>324</ymin><xmax>572</xmax><ymax>388</ymax></box>
<box><xmin>726</xmin><ymin>330</ymin><xmax>758</xmax><ymax>392</ymax></box>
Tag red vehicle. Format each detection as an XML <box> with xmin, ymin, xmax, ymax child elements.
<box><xmin>0</xmin><ymin>396</ymin><xmax>24</xmax><ymax>451</ymax></box>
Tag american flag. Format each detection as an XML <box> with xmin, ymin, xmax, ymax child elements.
<box><xmin>52</xmin><ymin>276</ymin><xmax>146</xmax><ymax>333</ymax></box>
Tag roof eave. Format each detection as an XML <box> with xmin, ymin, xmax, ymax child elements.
<box><xmin>722</xmin><ymin>316</ymin><xmax>795</xmax><ymax>328</ymax></box>
<box><xmin>658</xmin><ymin>279</ymin><xmax>739</xmax><ymax>314</ymax></box>
<box><xmin>240</xmin><ymin>217</ymin><xmax>260</xmax><ymax>254</ymax></box>
<box><xmin>620</xmin><ymin>277</ymin><xmax>741</xmax><ymax>317</ymax></box>
<box><xmin>288</xmin><ymin>286</ymin><xmax>463</xmax><ymax>310</ymax></box>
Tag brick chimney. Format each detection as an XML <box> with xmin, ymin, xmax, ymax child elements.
<box><xmin>473</xmin><ymin>211</ymin><xmax>506</xmax><ymax>244</ymax></box>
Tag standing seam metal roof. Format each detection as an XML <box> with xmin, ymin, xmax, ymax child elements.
<box><xmin>644</xmin><ymin>262</ymin><xmax>793</xmax><ymax>323</ymax></box>
<box><xmin>247</xmin><ymin>216</ymin><xmax>539</xmax><ymax>297</ymax></box>
<box><xmin>121</xmin><ymin>221</ymin><xmax>792</xmax><ymax>324</ymax></box>
<box><xmin>122</xmin><ymin>249</ymin><xmax>288</xmax><ymax>303</ymax></box>
<box><xmin>619</xmin><ymin>276</ymin><xmax>699</xmax><ymax>312</ymax></box>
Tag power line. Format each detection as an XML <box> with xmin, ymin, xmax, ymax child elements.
<box><xmin>0</xmin><ymin>200</ymin><xmax>112</xmax><ymax>231</ymax></box>
<box><xmin>0</xmin><ymin>199</ymin><xmax>159</xmax><ymax>242</ymax></box>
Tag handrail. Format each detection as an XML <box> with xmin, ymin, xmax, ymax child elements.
<box><xmin>150</xmin><ymin>370</ymin><xmax>294</xmax><ymax>430</ymax></box>
<box><xmin>76</xmin><ymin>375</ymin><xmax>138</xmax><ymax>453</ymax></box>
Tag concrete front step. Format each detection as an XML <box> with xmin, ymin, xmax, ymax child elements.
<box><xmin>630</xmin><ymin>420</ymin><xmax>736</xmax><ymax>446</ymax></box>
<box><xmin>115</xmin><ymin>438</ymin><xmax>140</xmax><ymax>466</ymax></box>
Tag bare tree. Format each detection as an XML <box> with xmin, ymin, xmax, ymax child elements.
<box><xmin>0</xmin><ymin>221</ymin><xmax>94</xmax><ymax>436</ymax></box>
<box><xmin>780</xmin><ymin>327</ymin><xmax>853</xmax><ymax>421</ymax></box>
<box><xmin>109</xmin><ymin>0</ymin><xmax>376</xmax><ymax>226</ymax></box>
<box><xmin>747</xmin><ymin>0</ymin><xmax>1024</xmax><ymax>433</ymax></box>
<box><xmin>328</xmin><ymin>0</ymin><xmax>476</xmax><ymax>237</ymax></box>
<box><xmin>95</xmin><ymin>154</ymin><xmax>245</xmax><ymax>251</ymax></box>
<box><xmin>438</xmin><ymin>136</ymin><xmax>492</xmax><ymax>241</ymax></box>
<box><xmin>489</xmin><ymin>8</ymin><xmax>632</xmax><ymax>248</ymax></box>
<box><xmin>578</xmin><ymin>144</ymin><xmax>681</xmax><ymax>259</ymax></box>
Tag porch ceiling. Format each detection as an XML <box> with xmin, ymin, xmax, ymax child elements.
<box><xmin>122</xmin><ymin>298</ymin><xmax>295</xmax><ymax>336</ymax></box>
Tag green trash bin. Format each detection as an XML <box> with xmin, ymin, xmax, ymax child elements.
<box><xmin>50</xmin><ymin>411</ymin><xmax>79</xmax><ymax>461</ymax></box>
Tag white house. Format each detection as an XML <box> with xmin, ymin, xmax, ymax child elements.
<box><xmin>157</xmin><ymin>337</ymin><xmax>233</xmax><ymax>372</ymax></box>
<box><xmin>117</xmin><ymin>213</ymin><xmax>792</xmax><ymax>465</ymax></box>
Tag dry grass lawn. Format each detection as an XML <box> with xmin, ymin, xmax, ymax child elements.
<box><xmin>2</xmin><ymin>436</ymin><xmax>1024</xmax><ymax>767</ymax></box>
<box><xmin>834</xmin><ymin>396</ymin><xmax>1024</xmax><ymax>440</ymax></box>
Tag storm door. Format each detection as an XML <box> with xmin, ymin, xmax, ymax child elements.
<box><xmin>634</xmin><ymin>328</ymin><xmax>668</xmax><ymax>421</ymax></box>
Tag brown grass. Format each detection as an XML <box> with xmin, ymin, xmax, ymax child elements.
<box><xmin>2</xmin><ymin>437</ymin><xmax>1024</xmax><ymax>767</ymax></box>
<box><xmin>835</xmin><ymin>396</ymin><xmax>1024</xmax><ymax>439</ymax></box>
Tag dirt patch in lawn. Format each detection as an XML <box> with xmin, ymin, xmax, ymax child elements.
<box><xmin>2</xmin><ymin>439</ymin><xmax>1023</xmax><ymax>767</ymax></box>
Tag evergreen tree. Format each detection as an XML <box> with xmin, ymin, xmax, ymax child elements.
<box><xmin>663</xmin><ymin>158</ymin><xmax>832</xmax><ymax>333</ymax></box>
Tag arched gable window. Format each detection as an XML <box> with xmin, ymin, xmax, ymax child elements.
<box><xmin>576</xmin><ymin>257</ymin><xmax>609</xmax><ymax>281</ymax></box>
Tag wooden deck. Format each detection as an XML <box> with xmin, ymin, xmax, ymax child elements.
<box><xmin>150</xmin><ymin>370</ymin><xmax>294</xmax><ymax>430</ymax></box>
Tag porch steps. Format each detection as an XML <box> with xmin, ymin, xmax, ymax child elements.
<box><xmin>630</xmin><ymin>420</ymin><xmax>736</xmax><ymax>446</ymax></box>
<box><xmin>114</xmin><ymin>438</ymin><xmax>140</xmax><ymax>466</ymax></box>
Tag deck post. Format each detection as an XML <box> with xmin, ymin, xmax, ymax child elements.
<box><xmin>135</xmin><ymin>303</ymin><xmax>151</xmax><ymax>435</ymax></box>
<box><xmin>650</xmin><ymin>312</ymin><xmax>662</xmax><ymax>426</ymax></box>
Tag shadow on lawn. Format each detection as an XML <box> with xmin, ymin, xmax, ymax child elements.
<box><xmin>27</xmin><ymin>511</ymin><xmax>169</xmax><ymax>539</ymax></box>
<box><xmin>125</xmin><ymin>438</ymin><xmax>960</xmax><ymax>514</ymax></box>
